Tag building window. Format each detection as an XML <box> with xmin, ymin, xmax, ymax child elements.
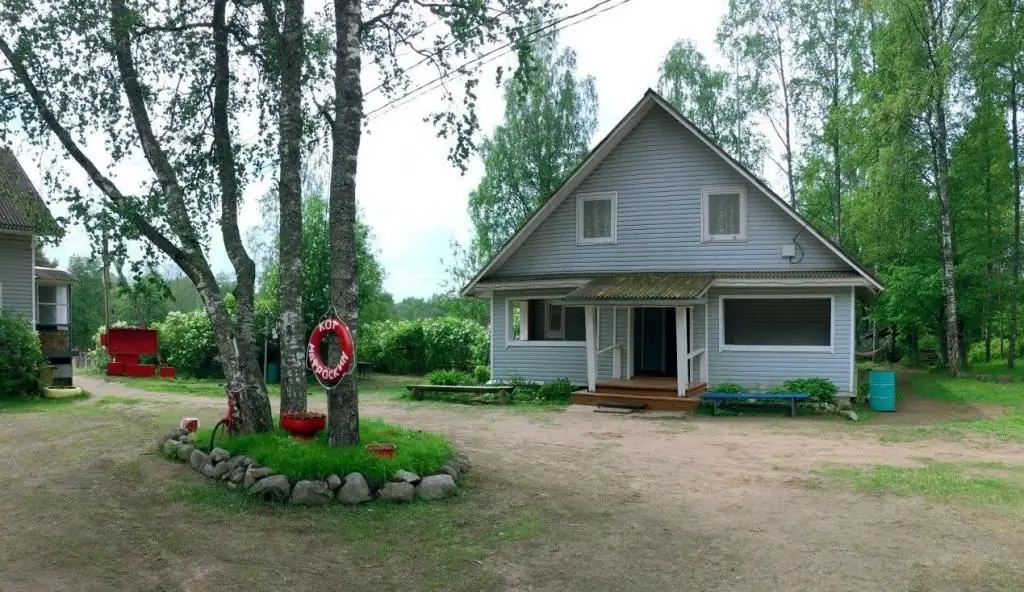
<box><xmin>507</xmin><ymin>298</ymin><xmax>585</xmax><ymax>345</ymax></box>
<box><xmin>577</xmin><ymin>192</ymin><xmax>617</xmax><ymax>244</ymax></box>
<box><xmin>702</xmin><ymin>186</ymin><xmax>746</xmax><ymax>241</ymax></box>
<box><xmin>720</xmin><ymin>296</ymin><xmax>832</xmax><ymax>352</ymax></box>
<box><xmin>37</xmin><ymin>284</ymin><xmax>69</xmax><ymax>326</ymax></box>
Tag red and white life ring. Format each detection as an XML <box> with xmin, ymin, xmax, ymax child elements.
<box><xmin>307</xmin><ymin>317</ymin><xmax>355</xmax><ymax>383</ymax></box>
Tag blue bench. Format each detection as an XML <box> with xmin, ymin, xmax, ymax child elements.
<box><xmin>701</xmin><ymin>392</ymin><xmax>811</xmax><ymax>417</ymax></box>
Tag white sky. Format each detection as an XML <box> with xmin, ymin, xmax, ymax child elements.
<box><xmin>28</xmin><ymin>0</ymin><xmax>728</xmax><ymax>300</ymax></box>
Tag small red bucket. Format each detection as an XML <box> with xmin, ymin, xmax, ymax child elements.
<box><xmin>366</xmin><ymin>443</ymin><xmax>396</xmax><ymax>458</ymax></box>
<box><xmin>180</xmin><ymin>417</ymin><xmax>200</xmax><ymax>433</ymax></box>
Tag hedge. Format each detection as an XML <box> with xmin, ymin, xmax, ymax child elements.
<box><xmin>360</xmin><ymin>316</ymin><xmax>488</xmax><ymax>375</ymax></box>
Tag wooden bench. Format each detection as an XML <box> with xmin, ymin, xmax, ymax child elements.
<box><xmin>356</xmin><ymin>361</ymin><xmax>372</xmax><ymax>380</ymax></box>
<box><xmin>406</xmin><ymin>384</ymin><xmax>514</xmax><ymax>404</ymax></box>
<box><xmin>701</xmin><ymin>392</ymin><xmax>811</xmax><ymax>417</ymax></box>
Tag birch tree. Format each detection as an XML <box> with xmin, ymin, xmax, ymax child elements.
<box><xmin>318</xmin><ymin>0</ymin><xmax>556</xmax><ymax>445</ymax></box>
<box><xmin>0</xmin><ymin>0</ymin><xmax>280</xmax><ymax>432</ymax></box>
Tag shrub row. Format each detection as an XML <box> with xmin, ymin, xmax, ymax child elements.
<box><xmin>360</xmin><ymin>317</ymin><xmax>488</xmax><ymax>375</ymax></box>
<box><xmin>710</xmin><ymin>377</ymin><xmax>838</xmax><ymax>404</ymax></box>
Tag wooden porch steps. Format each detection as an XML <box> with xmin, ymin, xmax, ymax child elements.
<box><xmin>571</xmin><ymin>380</ymin><xmax>707</xmax><ymax>412</ymax></box>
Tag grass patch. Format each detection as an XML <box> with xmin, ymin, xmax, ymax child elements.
<box><xmin>195</xmin><ymin>418</ymin><xmax>454</xmax><ymax>482</ymax></box>
<box><xmin>821</xmin><ymin>461</ymin><xmax>1024</xmax><ymax>513</ymax></box>
<box><xmin>908</xmin><ymin>373</ymin><xmax>1024</xmax><ymax>408</ymax></box>
<box><xmin>882</xmin><ymin>412</ymin><xmax>1024</xmax><ymax>443</ymax></box>
<box><xmin>97</xmin><ymin>395</ymin><xmax>145</xmax><ymax>406</ymax></box>
<box><xmin>0</xmin><ymin>391</ymin><xmax>91</xmax><ymax>413</ymax></box>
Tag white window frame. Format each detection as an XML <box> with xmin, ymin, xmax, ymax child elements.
<box><xmin>505</xmin><ymin>295</ymin><xmax>585</xmax><ymax>348</ymax></box>
<box><xmin>701</xmin><ymin>186</ymin><xmax>747</xmax><ymax>242</ymax></box>
<box><xmin>576</xmin><ymin>191</ymin><xmax>618</xmax><ymax>245</ymax></box>
<box><xmin>718</xmin><ymin>294</ymin><xmax>835</xmax><ymax>354</ymax></box>
<box><xmin>545</xmin><ymin>301</ymin><xmax>565</xmax><ymax>339</ymax></box>
<box><xmin>37</xmin><ymin>283</ymin><xmax>69</xmax><ymax>326</ymax></box>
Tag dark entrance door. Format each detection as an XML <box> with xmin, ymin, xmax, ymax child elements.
<box><xmin>632</xmin><ymin>308</ymin><xmax>677</xmax><ymax>377</ymax></box>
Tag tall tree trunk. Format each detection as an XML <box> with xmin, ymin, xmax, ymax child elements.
<box><xmin>326</xmin><ymin>0</ymin><xmax>363</xmax><ymax>446</ymax></box>
<box><xmin>1009</xmin><ymin>60</ymin><xmax>1021</xmax><ymax>368</ymax></box>
<box><xmin>276</xmin><ymin>0</ymin><xmax>308</xmax><ymax>413</ymax></box>
<box><xmin>831</xmin><ymin>4</ymin><xmax>842</xmax><ymax>243</ymax></box>
<box><xmin>934</xmin><ymin>97</ymin><xmax>961</xmax><ymax>375</ymax></box>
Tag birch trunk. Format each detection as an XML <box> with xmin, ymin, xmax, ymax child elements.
<box><xmin>326</xmin><ymin>0</ymin><xmax>362</xmax><ymax>446</ymax></box>
<box><xmin>277</xmin><ymin>0</ymin><xmax>308</xmax><ymax>413</ymax></box>
<box><xmin>1009</xmin><ymin>56</ymin><xmax>1020</xmax><ymax>369</ymax></box>
<box><xmin>934</xmin><ymin>97</ymin><xmax>962</xmax><ymax>375</ymax></box>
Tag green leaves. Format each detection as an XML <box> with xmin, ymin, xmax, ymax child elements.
<box><xmin>467</xmin><ymin>27</ymin><xmax>597</xmax><ymax>260</ymax></box>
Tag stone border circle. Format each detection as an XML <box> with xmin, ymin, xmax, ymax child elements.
<box><xmin>158</xmin><ymin>427</ymin><xmax>468</xmax><ymax>505</ymax></box>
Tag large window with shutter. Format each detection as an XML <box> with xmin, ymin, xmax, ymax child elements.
<box><xmin>720</xmin><ymin>296</ymin><xmax>833</xmax><ymax>352</ymax></box>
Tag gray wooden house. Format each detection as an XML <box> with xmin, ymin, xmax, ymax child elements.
<box><xmin>461</xmin><ymin>90</ymin><xmax>883</xmax><ymax>408</ymax></box>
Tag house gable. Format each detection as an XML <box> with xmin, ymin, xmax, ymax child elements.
<box><xmin>496</xmin><ymin>107</ymin><xmax>846</xmax><ymax>276</ymax></box>
<box><xmin>462</xmin><ymin>90</ymin><xmax>882</xmax><ymax>295</ymax></box>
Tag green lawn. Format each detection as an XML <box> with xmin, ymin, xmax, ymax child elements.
<box><xmin>881</xmin><ymin>372</ymin><xmax>1024</xmax><ymax>442</ymax></box>
<box><xmin>821</xmin><ymin>460</ymin><xmax>1024</xmax><ymax>515</ymax></box>
<box><xmin>103</xmin><ymin>373</ymin><xmax>416</xmax><ymax>399</ymax></box>
<box><xmin>0</xmin><ymin>391</ymin><xmax>92</xmax><ymax>413</ymax></box>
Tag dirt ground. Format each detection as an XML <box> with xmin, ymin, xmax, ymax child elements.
<box><xmin>1</xmin><ymin>376</ymin><xmax>1022</xmax><ymax>592</ymax></box>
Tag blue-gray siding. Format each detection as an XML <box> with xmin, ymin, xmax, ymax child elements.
<box><xmin>0</xmin><ymin>232</ymin><xmax>33</xmax><ymax>319</ymax></box>
<box><xmin>489</xmin><ymin>287</ymin><xmax>854</xmax><ymax>395</ymax></box>
<box><xmin>494</xmin><ymin>108</ymin><xmax>846</xmax><ymax>277</ymax></box>
<box><xmin>706</xmin><ymin>287</ymin><xmax>853</xmax><ymax>394</ymax></box>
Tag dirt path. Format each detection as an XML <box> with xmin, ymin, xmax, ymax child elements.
<box><xmin>10</xmin><ymin>376</ymin><xmax>1024</xmax><ymax>591</ymax></box>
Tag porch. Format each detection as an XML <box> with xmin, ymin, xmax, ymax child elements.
<box><xmin>568</xmin><ymin>274</ymin><xmax>711</xmax><ymax>408</ymax></box>
<box><xmin>570</xmin><ymin>377</ymin><xmax>706</xmax><ymax>411</ymax></box>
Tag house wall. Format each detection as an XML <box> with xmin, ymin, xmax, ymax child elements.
<box><xmin>705</xmin><ymin>287</ymin><xmax>854</xmax><ymax>395</ymax></box>
<box><xmin>0</xmin><ymin>232</ymin><xmax>34</xmax><ymax>320</ymax></box>
<box><xmin>489</xmin><ymin>286</ymin><xmax>854</xmax><ymax>395</ymax></box>
<box><xmin>494</xmin><ymin>108</ymin><xmax>847</xmax><ymax>278</ymax></box>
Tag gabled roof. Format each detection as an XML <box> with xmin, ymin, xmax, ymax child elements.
<box><xmin>0</xmin><ymin>148</ymin><xmax>59</xmax><ymax>235</ymax></box>
<box><xmin>461</xmin><ymin>89</ymin><xmax>884</xmax><ymax>296</ymax></box>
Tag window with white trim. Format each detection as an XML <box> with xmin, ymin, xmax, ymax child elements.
<box><xmin>507</xmin><ymin>299</ymin><xmax>585</xmax><ymax>344</ymax></box>
<box><xmin>702</xmin><ymin>186</ymin><xmax>746</xmax><ymax>241</ymax></box>
<box><xmin>37</xmin><ymin>284</ymin><xmax>69</xmax><ymax>326</ymax></box>
<box><xmin>576</xmin><ymin>192</ymin><xmax>617</xmax><ymax>244</ymax></box>
<box><xmin>721</xmin><ymin>296</ymin><xmax>832</xmax><ymax>352</ymax></box>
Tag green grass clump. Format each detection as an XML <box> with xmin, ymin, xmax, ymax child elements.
<box><xmin>821</xmin><ymin>461</ymin><xmax>1024</xmax><ymax>513</ymax></box>
<box><xmin>199</xmin><ymin>418</ymin><xmax>454</xmax><ymax>482</ymax></box>
<box><xmin>0</xmin><ymin>392</ymin><xmax>90</xmax><ymax>413</ymax></box>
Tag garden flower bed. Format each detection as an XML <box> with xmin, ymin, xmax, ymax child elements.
<box><xmin>158</xmin><ymin>418</ymin><xmax>468</xmax><ymax>505</ymax></box>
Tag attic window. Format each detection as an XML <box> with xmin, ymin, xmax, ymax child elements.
<box><xmin>577</xmin><ymin>192</ymin><xmax>617</xmax><ymax>245</ymax></box>
<box><xmin>702</xmin><ymin>186</ymin><xmax>746</xmax><ymax>241</ymax></box>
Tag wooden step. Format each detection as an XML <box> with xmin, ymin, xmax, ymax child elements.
<box><xmin>571</xmin><ymin>390</ymin><xmax>701</xmax><ymax>411</ymax></box>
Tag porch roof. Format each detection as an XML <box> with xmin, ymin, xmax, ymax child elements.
<box><xmin>563</xmin><ymin>273</ymin><xmax>715</xmax><ymax>302</ymax></box>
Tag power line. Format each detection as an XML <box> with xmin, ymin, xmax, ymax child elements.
<box><xmin>364</xmin><ymin>0</ymin><xmax>635</xmax><ymax>121</ymax></box>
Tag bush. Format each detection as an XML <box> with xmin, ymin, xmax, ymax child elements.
<box><xmin>472</xmin><ymin>364</ymin><xmax>490</xmax><ymax>384</ymax></box>
<box><xmin>776</xmin><ymin>377</ymin><xmax>838</xmax><ymax>404</ymax></box>
<box><xmin>711</xmin><ymin>382</ymin><xmax>746</xmax><ymax>394</ymax></box>
<box><xmin>154</xmin><ymin>310</ymin><xmax>221</xmax><ymax>377</ymax></box>
<box><xmin>426</xmin><ymin>369</ymin><xmax>476</xmax><ymax>386</ymax></box>
<box><xmin>510</xmin><ymin>377</ymin><xmax>575</xmax><ymax>404</ymax></box>
<box><xmin>0</xmin><ymin>309</ymin><xmax>45</xmax><ymax>396</ymax></box>
<box><xmin>361</xmin><ymin>316</ymin><xmax>488</xmax><ymax>375</ymax></box>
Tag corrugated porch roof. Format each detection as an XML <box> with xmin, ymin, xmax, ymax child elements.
<box><xmin>563</xmin><ymin>273</ymin><xmax>715</xmax><ymax>301</ymax></box>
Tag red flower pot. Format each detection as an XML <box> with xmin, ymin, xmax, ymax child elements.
<box><xmin>280</xmin><ymin>412</ymin><xmax>327</xmax><ymax>441</ymax></box>
<box><xmin>366</xmin><ymin>443</ymin><xmax>396</xmax><ymax>458</ymax></box>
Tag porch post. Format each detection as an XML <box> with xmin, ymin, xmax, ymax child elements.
<box><xmin>612</xmin><ymin>307</ymin><xmax>622</xmax><ymax>378</ymax></box>
<box><xmin>675</xmin><ymin>306</ymin><xmax>689</xmax><ymax>396</ymax></box>
<box><xmin>585</xmin><ymin>305</ymin><xmax>597</xmax><ymax>392</ymax></box>
<box><xmin>625</xmin><ymin>307</ymin><xmax>634</xmax><ymax>378</ymax></box>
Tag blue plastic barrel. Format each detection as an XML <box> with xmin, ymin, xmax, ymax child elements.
<box><xmin>266</xmin><ymin>362</ymin><xmax>280</xmax><ymax>384</ymax></box>
<box><xmin>869</xmin><ymin>370</ymin><xmax>896</xmax><ymax>411</ymax></box>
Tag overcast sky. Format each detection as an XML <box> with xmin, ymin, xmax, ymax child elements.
<box><xmin>27</xmin><ymin>0</ymin><xmax>728</xmax><ymax>300</ymax></box>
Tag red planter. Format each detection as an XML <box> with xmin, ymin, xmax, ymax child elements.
<box><xmin>366</xmin><ymin>443</ymin><xmax>396</xmax><ymax>459</ymax></box>
<box><xmin>280</xmin><ymin>412</ymin><xmax>327</xmax><ymax>441</ymax></box>
<box><xmin>160</xmin><ymin>367</ymin><xmax>177</xmax><ymax>379</ymax></box>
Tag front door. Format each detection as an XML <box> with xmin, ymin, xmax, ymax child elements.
<box><xmin>632</xmin><ymin>308</ymin><xmax>678</xmax><ymax>376</ymax></box>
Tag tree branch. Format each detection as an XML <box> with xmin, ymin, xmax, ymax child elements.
<box><xmin>109</xmin><ymin>0</ymin><xmax>206</xmax><ymax>258</ymax></box>
<box><xmin>212</xmin><ymin>0</ymin><xmax>254</xmax><ymax>285</ymax></box>
<box><xmin>0</xmin><ymin>34</ymin><xmax>193</xmax><ymax>272</ymax></box>
<box><xmin>362</xmin><ymin>0</ymin><xmax>411</xmax><ymax>32</ymax></box>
